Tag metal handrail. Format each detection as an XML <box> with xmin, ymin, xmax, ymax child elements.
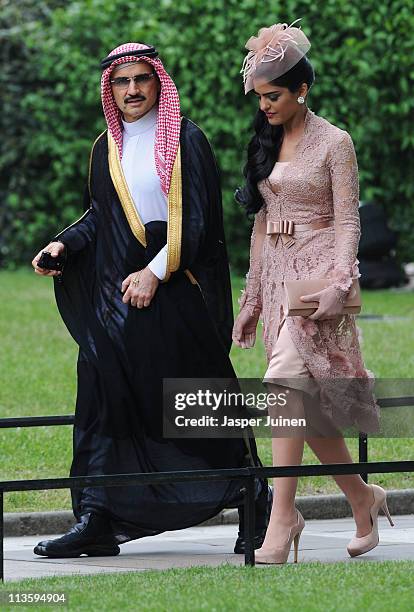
<box><xmin>1</xmin><ymin>397</ymin><xmax>413</xmax><ymax>429</ymax></box>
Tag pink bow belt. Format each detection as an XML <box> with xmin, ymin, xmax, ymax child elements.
<box><xmin>266</xmin><ymin>218</ymin><xmax>334</xmax><ymax>248</ymax></box>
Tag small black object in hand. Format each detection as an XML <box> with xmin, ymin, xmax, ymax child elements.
<box><xmin>37</xmin><ymin>251</ymin><xmax>66</xmax><ymax>271</ymax></box>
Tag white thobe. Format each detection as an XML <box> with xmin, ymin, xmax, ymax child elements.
<box><xmin>121</xmin><ymin>106</ymin><xmax>167</xmax><ymax>280</ymax></box>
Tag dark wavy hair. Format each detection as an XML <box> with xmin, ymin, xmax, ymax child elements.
<box><xmin>235</xmin><ymin>56</ymin><xmax>315</xmax><ymax>215</ymax></box>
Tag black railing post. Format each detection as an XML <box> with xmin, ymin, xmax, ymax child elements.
<box><xmin>359</xmin><ymin>433</ymin><xmax>368</xmax><ymax>483</ymax></box>
<box><xmin>1</xmin><ymin>489</ymin><xmax>4</xmax><ymax>582</ymax></box>
<box><xmin>244</xmin><ymin>476</ymin><xmax>255</xmax><ymax>567</ymax></box>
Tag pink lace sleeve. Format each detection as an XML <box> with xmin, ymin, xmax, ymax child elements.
<box><xmin>239</xmin><ymin>204</ymin><xmax>267</xmax><ymax>317</ymax></box>
<box><xmin>327</xmin><ymin>131</ymin><xmax>361</xmax><ymax>302</ymax></box>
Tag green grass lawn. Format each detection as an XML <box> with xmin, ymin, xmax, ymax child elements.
<box><xmin>0</xmin><ymin>269</ymin><xmax>413</xmax><ymax>513</ymax></box>
<box><xmin>1</xmin><ymin>562</ymin><xmax>413</xmax><ymax>611</ymax></box>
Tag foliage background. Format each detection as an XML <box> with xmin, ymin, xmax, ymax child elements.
<box><xmin>1</xmin><ymin>0</ymin><xmax>413</xmax><ymax>273</ymax></box>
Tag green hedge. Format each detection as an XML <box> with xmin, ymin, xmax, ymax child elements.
<box><xmin>1</xmin><ymin>0</ymin><xmax>413</xmax><ymax>272</ymax></box>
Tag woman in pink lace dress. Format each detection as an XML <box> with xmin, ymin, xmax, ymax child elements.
<box><xmin>233</xmin><ymin>20</ymin><xmax>392</xmax><ymax>565</ymax></box>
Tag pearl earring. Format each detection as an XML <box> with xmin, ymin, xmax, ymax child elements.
<box><xmin>297</xmin><ymin>96</ymin><xmax>305</xmax><ymax>104</ymax></box>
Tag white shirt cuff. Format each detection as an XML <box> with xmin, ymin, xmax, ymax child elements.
<box><xmin>147</xmin><ymin>244</ymin><xmax>168</xmax><ymax>280</ymax></box>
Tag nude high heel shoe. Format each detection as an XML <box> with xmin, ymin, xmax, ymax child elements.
<box><xmin>347</xmin><ymin>484</ymin><xmax>394</xmax><ymax>558</ymax></box>
<box><xmin>255</xmin><ymin>508</ymin><xmax>305</xmax><ymax>565</ymax></box>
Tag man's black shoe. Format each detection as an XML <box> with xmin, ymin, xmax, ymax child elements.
<box><xmin>234</xmin><ymin>483</ymin><xmax>273</xmax><ymax>554</ymax></box>
<box><xmin>33</xmin><ymin>512</ymin><xmax>120</xmax><ymax>558</ymax></box>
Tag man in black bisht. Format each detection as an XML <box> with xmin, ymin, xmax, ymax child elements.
<box><xmin>31</xmin><ymin>42</ymin><xmax>271</xmax><ymax>558</ymax></box>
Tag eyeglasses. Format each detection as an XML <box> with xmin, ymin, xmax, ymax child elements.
<box><xmin>110</xmin><ymin>73</ymin><xmax>156</xmax><ymax>88</ymax></box>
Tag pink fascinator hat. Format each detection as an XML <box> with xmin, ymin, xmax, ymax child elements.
<box><xmin>241</xmin><ymin>18</ymin><xmax>311</xmax><ymax>94</ymax></box>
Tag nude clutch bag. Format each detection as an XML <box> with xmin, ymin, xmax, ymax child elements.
<box><xmin>284</xmin><ymin>278</ymin><xmax>361</xmax><ymax>317</ymax></box>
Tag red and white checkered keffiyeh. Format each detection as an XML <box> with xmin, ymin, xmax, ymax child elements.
<box><xmin>101</xmin><ymin>42</ymin><xmax>181</xmax><ymax>196</ymax></box>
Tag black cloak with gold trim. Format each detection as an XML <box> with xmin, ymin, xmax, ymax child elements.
<box><xmin>52</xmin><ymin>117</ymin><xmax>262</xmax><ymax>539</ymax></box>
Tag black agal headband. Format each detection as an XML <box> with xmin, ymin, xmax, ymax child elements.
<box><xmin>100</xmin><ymin>45</ymin><xmax>159</xmax><ymax>70</ymax></box>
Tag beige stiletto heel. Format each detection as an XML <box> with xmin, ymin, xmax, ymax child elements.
<box><xmin>381</xmin><ymin>498</ymin><xmax>394</xmax><ymax>526</ymax></box>
<box><xmin>255</xmin><ymin>509</ymin><xmax>305</xmax><ymax>565</ymax></box>
<box><xmin>293</xmin><ymin>532</ymin><xmax>301</xmax><ymax>563</ymax></box>
<box><xmin>347</xmin><ymin>484</ymin><xmax>394</xmax><ymax>558</ymax></box>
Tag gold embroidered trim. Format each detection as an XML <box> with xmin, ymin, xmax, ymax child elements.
<box><xmin>54</xmin><ymin>208</ymin><xmax>92</xmax><ymax>240</ymax></box>
<box><xmin>107</xmin><ymin>132</ymin><xmax>147</xmax><ymax>247</ymax></box>
<box><xmin>184</xmin><ymin>269</ymin><xmax>197</xmax><ymax>285</ymax></box>
<box><xmin>164</xmin><ymin>145</ymin><xmax>182</xmax><ymax>281</ymax></box>
<box><xmin>88</xmin><ymin>130</ymin><xmax>106</xmax><ymax>196</ymax></box>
